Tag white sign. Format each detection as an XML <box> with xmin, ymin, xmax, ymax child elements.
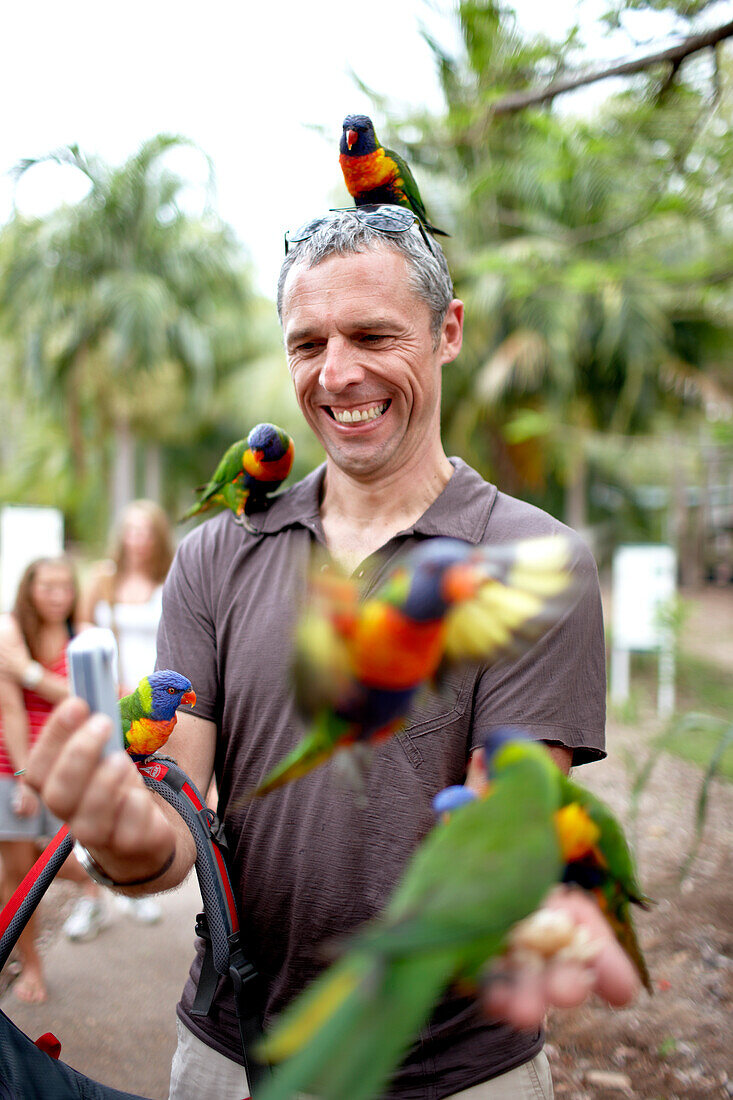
<box><xmin>612</xmin><ymin>544</ymin><xmax>677</xmax><ymax>651</ymax></box>
<box><xmin>0</xmin><ymin>505</ymin><xmax>65</xmax><ymax>612</ymax></box>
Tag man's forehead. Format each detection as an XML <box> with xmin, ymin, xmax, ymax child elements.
<box><xmin>281</xmin><ymin>247</ymin><xmax>418</xmax><ymax>322</ymax></box>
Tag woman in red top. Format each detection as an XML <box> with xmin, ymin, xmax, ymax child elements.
<box><xmin>0</xmin><ymin>556</ymin><xmax>96</xmax><ymax>1002</ymax></box>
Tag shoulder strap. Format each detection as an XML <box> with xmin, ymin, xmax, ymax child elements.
<box><xmin>0</xmin><ymin>756</ymin><xmax>269</xmax><ymax>1090</ymax></box>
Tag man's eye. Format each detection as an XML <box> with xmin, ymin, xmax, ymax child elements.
<box><xmin>359</xmin><ymin>334</ymin><xmax>389</xmax><ymax>344</ymax></box>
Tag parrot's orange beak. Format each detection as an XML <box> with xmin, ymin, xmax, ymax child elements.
<box><xmin>442</xmin><ymin>562</ymin><xmax>486</xmax><ymax>605</ymax></box>
<box><xmin>242</xmin><ymin>448</ymin><xmax>265</xmax><ymax>477</ymax></box>
<box><xmin>181</xmin><ymin>690</ymin><xmax>196</xmax><ymax>707</ymax></box>
<box><xmin>347</xmin><ymin>128</ymin><xmax>358</xmax><ymax>150</ymax></box>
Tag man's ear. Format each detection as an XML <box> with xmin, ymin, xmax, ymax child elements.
<box><xmin>439</xmin><ymin>299</ymin><xmax>464</xmax><ymax>366</ymax></box>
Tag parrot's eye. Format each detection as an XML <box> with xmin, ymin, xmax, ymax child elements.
<box><xmin>167</xmin><ymin>687</ymin><xmax>176</xmax><ymax>694</ymax></box>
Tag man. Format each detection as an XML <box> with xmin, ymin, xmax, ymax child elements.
<box><xmin>27</xmin><ymin>208</ymin><xmax>639</xmax><ymax>1100</ymax></box>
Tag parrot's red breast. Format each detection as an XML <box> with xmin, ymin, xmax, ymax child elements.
<box><xmin>126</xmin><ymin>715</ymin><xmax>177</xmax><ymax>757</ymax></box>
<box><xmin>340</xmin><ymin>148</ymin><xmax>402</xmax><ymax>201</ymax></box>
<box><xmin>349</xmin><ymin>602</ymin><xmax>446</xmax><ymax>690</ymax></box>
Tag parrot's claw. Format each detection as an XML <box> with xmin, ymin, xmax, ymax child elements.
<box><xmin>233</xmin><ymin>512</ymin><xmax>257</xmax><ymax>533</ymax></box>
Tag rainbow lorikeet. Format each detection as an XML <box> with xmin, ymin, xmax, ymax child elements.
<box><xmin>182</xmin><ymin>422</ymin><xmax>294</xmax><ymax>529</ymax></box>
<box><xmin>246</xmin><ymin>535</ymin><xmax>579</xmax><ymax>799</ymax></box>
<box><xmin>339</xmin><ymin>113</ymin><xmax>449</xmax><ymax>237</ymax></box>
<box><xmin>255</xmin><ymin>730</ymin><xmax>651</xmax><ymax>1100</ymax></box>
<box><xmin>120</xmin><ymin>669</ymin><xmax>196</xmax><ymax>760</ymax></box>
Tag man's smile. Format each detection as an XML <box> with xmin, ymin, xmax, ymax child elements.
<box><xmin>325</xmin><ymin>400</ymin><xmax>391</xmax><ymax>425</ymax></box>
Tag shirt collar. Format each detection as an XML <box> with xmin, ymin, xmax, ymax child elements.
<box><xmin>250</xmin><ymin>457</ymin><xmax>497</xmax><ymax>545</ymax></box>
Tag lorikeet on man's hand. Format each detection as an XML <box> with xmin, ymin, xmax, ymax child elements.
<box><xmin>339</xmin><ymin>114</ymin><xmax>449</xmax><ymax>237</ymax></box>
<box><xmin>469</xmin><ymin>727</ymin><xmax>652</xmax><ymax>994</ymax></box>
<box><xmin>120</xmin><ymin>670</ymin><xmax>196</xmax><ymax>760</ymax></box>
<box><xmin>255</xmin><ymin>730</ymin><xmax>651</xmax><ymax>1100</ymax></box>
<box><xmin>246</xmin><ymin>535</ymin><xmax>581</xmax><ymax>799</ymax></box>
<box><xmin>181</xmin><ymin>422</ymin><xmax>294</xmax><ymax>528</ymax></box>
<box><xmin>255</xmin><ymin>735</ymin><xmax>563</xmax><ymax>1100</ymax></box>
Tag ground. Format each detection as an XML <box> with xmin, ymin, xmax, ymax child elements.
<box><xmin>546</xmin><ymin>586</ymin><xmax>733</xmax><ymax>1099</ymax></box>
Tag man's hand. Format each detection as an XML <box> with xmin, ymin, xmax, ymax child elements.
<box><xmin>482</xmin><ymin>885</ymin><xmax>641</xmax><ymax>1029</ymax></box>
<box><xmin>25</xmin><ymin>697</ymin><xmax>184</xmax><ymax>888</ymax></box>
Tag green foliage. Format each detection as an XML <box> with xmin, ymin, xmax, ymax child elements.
<box><xmin>379</xmin><ymin>1</ymin><xmax>733</xmax><ymax>533</ymax></box>
<box><xmin>0</xmin><ymin>135</ymin><xmax>282</xmax><ymax>546</ymax></box>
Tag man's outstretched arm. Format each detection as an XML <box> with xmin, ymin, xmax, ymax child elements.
<box><xmin>25</xmin><ymin>699</ymin><xmax>216</xmax><ymax>896</ymax></box>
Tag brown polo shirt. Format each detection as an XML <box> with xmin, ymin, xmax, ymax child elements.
<box><xmin>157</xmin><ymin>458</ymin><xmax>606</xmax><ymax>1098</ymax></box>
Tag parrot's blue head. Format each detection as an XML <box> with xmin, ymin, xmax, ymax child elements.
<box><xmin>247</xmin><ymin>422</ymin><xmax>289</xmax><ymax>462</ymax></box>
<box><xmin>432</xmin><ymin>784</ymin><xmax>477</xmax><ymax>820</ymax></box>
<box><xmin>341</xmin><ymin>114</ymin><xmax>378</xmax><ymax>156</ymax></box>
<box><xmin>401</xmin><ymin>538</ymin><xmax>479</xmax><ymax>622</ymax></box>
<box><xmin>146</xmin><ymin>670</ymin><xmax>197</xmax><ymax>721</ymax></box>
<box><xmin>483</xmin><ymin>727</ymin><xmax>532</xmax><ymax>774</ymax></box>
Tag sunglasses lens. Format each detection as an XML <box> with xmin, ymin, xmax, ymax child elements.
<box><xmin>357</xmin><ymin>205</ymin><xmax>415</xmax><ymax>232</ymax></box>
<box><xmin>286</xmin><ymin>216</ymin><xmax>329</xmax><ymax>245</ymax></box>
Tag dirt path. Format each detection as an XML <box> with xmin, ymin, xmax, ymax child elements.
<box><xmin>547</xmin><ymin>584</ymin><xmax>733</xmax><ymax>1099</ymax></box>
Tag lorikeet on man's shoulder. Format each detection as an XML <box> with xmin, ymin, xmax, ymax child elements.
<box><xmin>182</xmin><ymin>422</ymin><xmax>294</xmax><ymax>529</ymax></box>
<box><xmin>339</xmin><ymin>114</ymin><xmax>448</xmax><ymax>237</ymax></box>
<box><xmin>120</xmin><ymin>670</ymin><xmax>196</xmax><ymax>760</ymax></box>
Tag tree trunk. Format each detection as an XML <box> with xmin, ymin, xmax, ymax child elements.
<box><xmin>564</xmin><ymin>442</ymin><xmax>587</xmax><ymax>533</ymax></box>
<box><xmin>143</xmin><ymin>444</ymin><xmax>162</xmax><ymax>502</ymax></box>
<box><xmin>111</xmin><ymin>417</ymin><xmax>136</xmax><ymax>525</ymax></box>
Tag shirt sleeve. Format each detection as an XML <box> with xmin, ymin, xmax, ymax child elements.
<box><xmin>155</xmin><ymin>525</ymin><xmax>220</xmax><ymax>725</ymax></box>
<box><xmin>470</xmin><ymin>533</ymin><xmax>607</xmax><ymax>765</ymax></box>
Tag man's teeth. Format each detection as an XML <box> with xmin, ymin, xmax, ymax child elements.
<box><xmin>333</xmin><ymin>402</ymin><xmax>388</xmax><ymax>424</ymax></box>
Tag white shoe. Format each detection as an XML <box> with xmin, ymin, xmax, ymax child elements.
<box><xmin>115</xmin><ymin>895</ymin><xmax>162</xmax><ymax>924</ymax></box>
<box><xmin>63</xmin><ymin>897</ymin><xmax>106</xmax><ymax>942</ymax></box>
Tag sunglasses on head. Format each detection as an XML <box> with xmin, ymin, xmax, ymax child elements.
<box><xmin>283</xmin><ymin>204</ymin><xmax>435</xmax><ymax>256</ymax></box>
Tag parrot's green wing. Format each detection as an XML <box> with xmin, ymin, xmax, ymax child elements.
<box><xmin>383</xmin><ymin>145</ymin><xmax>430</xmax><ymax>222</ymax></box>
<box><xmin>256</xmin><ymin>742</ymin><xmax>562</xmax><ymax>1100</ymax></box>
<box><xmin>118</xmin><ymin>685</ymin><xmax>146</xmax><ymax>753</ymax></box>
<box><xmin>195</xmin><ymin>438</ymin><xmax>247</xmax><ymax>502</ymax></box>
<box><xmin>559</xmin><ymin>772</ymin><xmax>653</xmax><ymax>991</ymax></box>
<box><xmin>441</xmin><ymin>535</ymin><xmax>578</xmax><ymax>668</ymax></box>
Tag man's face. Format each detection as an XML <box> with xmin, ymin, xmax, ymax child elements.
<box><xmin>281</xmin><ymin>247</ymin><xmax>462</xmax><ymax>482</ymax></box>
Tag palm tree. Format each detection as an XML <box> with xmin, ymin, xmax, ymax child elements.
<box><xmin>1</xmin><ymin>135</ymin><xmax>260</xmax><ymax>529</ymax></box>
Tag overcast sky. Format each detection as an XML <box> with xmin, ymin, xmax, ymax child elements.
<box><xmin>0</xmin><ymin>0</ymin><xmax>711</xmax><ymax>295</ymax></box>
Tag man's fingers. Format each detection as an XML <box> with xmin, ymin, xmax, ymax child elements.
<box><xmin>31</xmin><ymin>713</ymin><xmax>117</xmax><ymax>821</ymax></box>
<box><xmin>64</xmin><ymin>751</ymin><xmax>134</xmax><ymax>848</ymax></box>
<box><xmin>25</xmin><ymin>696</ymin><xmax>91</xmax><ymax>792</ymax></box>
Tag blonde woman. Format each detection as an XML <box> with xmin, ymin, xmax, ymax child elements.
<box><xmin>80</xmin><ymin>500</ymin><xmax>175</xmax><ymax>696</ymax></box>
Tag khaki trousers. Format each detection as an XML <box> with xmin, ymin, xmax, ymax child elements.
<box><xmin>169</xmin><ymin>1018</ymin><xmax>553</xmax><ymax>1100</ymax></box>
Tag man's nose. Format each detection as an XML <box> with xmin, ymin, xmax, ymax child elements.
<box><xmin>318</xmin><ymin>338</ymin><xmax>366</xmax><ymax>394</ymax></box>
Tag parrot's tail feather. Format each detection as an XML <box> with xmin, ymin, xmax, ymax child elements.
<box><xmin>256</xmin><ymin>951</ymin><xmax>455</xmax><ymax>1100</ymax></box>
<box><xmin>249</xmin><ymin>746</ymin><xmax>335</xmax><ymax>799</ymax></box>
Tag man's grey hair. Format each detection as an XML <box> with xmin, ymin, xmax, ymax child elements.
<box><xmin>276</xmin><ymin>210</ymin><xmax>454</xmax><ymax>348</ymax></box>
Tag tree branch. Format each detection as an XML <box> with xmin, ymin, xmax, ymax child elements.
<box><xmin>490</xmin><ymin>20</ymin><xmax>733</xmax><ymax>116</ymax></box>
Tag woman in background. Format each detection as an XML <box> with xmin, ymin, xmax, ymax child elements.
<box><xmin>0</xmin><ymin>556</ymin><xmax>101</xmax><ymax>1001</ymax></box>
<box><xmin>79</xmin><ymin>499</ymin><xmax>175</xmax><ymax>925</ymax></box>
<box><xmin>80</xmin><ymin>499</ymin><xmax>175</xmax><ymax>696</ymax></box>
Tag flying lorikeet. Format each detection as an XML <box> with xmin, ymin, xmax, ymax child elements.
<box><xmin>339</xmin><ymin>113</ymin><xmax>449</xmax><ymax>237</ymax></box>
<box><xmin>246</xmin><ymin>534</ymin><xmax>579</xmax><ymax>799</ymax></box>
<box><xmin>255</xmin><ymin>730</ymin><xmax>651</xmax><ymax>1100</ymax></box>
<box><xmin>181</xmin><ymin>422</ymin><xmax>294</xmax><ymax>529</ymax></box>
<box><xmin>120</xmin><ymin>669</ymin><xmax>196</xmax><ymax>760</ymax></box>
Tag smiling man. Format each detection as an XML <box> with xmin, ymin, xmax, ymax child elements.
<box><xmin>26</xmin><ymin>208</ymin><xmax>638</xmax><ymax>1100</ymax></box>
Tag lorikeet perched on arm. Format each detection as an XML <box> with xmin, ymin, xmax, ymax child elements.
<box><xmin>246</xmin><ymin>534</ymin><xmax>580</xmax><ymax>799</ymax></box>
<box><xmin>181</xmin><ymin>422</ymin><xmax>294</xmax><ymax>529</ymax></box>
<box><xmin>255</xmin><ymin>730</ymin><xmax>651</xmax><ymax>1100</ymax></box>
<box><xmin>339</xmin><ymin>113</ymin><xmax>449</xmax><ymax>237</ymax></box>
<box><xmin>120</xmin><ymin>669</ymin><xmax>196</xmax><ymax>761</ymax></box>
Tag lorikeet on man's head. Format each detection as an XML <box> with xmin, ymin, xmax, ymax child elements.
<box><xmin>245</xmin><ymin>534</ymin><xmax>581</xmax><ymax>799</ymax></box>
<box><xmin>339</xmin><ymin>113</ymin><xmax>448</xmax><ymax>237</ymax></box>
<box><xmin>181</xmin><ymin>422</ymin><xmax>294</xmax><ymax>528</ymax></box>
<box><xmin>120</xmin><ymin>670</ymin><xmax>196</xmax><ymax>760</ymax></box>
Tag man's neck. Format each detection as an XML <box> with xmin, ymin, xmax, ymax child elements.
<box><xmin>320</xmin><ymin>451</ymin><xmax>454</xmax><ymax>574</ymax></box>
